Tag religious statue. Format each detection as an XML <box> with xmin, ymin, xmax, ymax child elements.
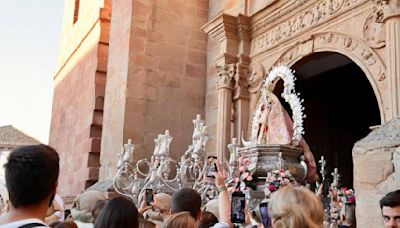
<box><xmin>158</xmin><ymin>130</ymin><xmax>173</xmax><ymax>158</ymax></box>
<box><xmin>192</xmin><ymin>126</ymin><xmax>209</xmax><ymax>159</ymax></box>
<box><xmin>331</xmin><ymin>168</ymin><xmax>340</xmax><ymax>189</ymax></box>
<box><xmin>253</xmin><ymin>92</ymin><xmax>318</xmax><ymax>181</ymax></box>
<box><xmin>117</xmin><ymin>139</ymin><xmax>135</xmax><ymax>169</ymax></box>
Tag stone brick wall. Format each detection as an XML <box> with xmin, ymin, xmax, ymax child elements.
<box><xmin>353</xmin><ymin>117</ymin><xmax>400</xmax><ymax>227</ymax></box>
<box><xmin>100</xmin><ymin>0</ymin><xmax>209</xmax><ymax>179</ymax></box>
<box><xmin>50</xmin><ymin>0</ymin><xmax>111</xmax><ymax>198</ymax></box>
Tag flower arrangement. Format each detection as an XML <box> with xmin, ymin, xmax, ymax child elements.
<box><xmin>336</xmin><ymin>187</ymin><xmax>355</xmax><ymax>204</ymax></box>
<box><xmin>226</xmin><ymin>156</ymin><xmax>257</xmax><ymax>192</ymax></box>
<box><xmin>264</xmin><ymin>168</ymin><xmax>296</xmax><ymax>198</ymax></box>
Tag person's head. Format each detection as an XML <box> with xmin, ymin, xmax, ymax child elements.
<box><xmin>268</xmin><ymin>186</ymin><xmax>324</xmax><ymax>228</ymax></box>
<box><xmin>172</xmin><ymin>188</ymin><xmax>201</xmax><ymax>220</ymax></box>
<box><xmin>55</xmin><ymin>220</ymin><xmax>78</xmax><ymax>228</ymax></box>
<box><xmin>155</xmin><ymin>193</ymin><xmax>172</xmax><ymax>215</ymax></box>
<box><xmin>94</xmin><ymin>197</ymin><xmax>138</xmax><ymax>228</ymax></box>
<box><xmin>5</xmin><ymin>145</ymin><xmax>59</xmax><ymax>209</ymax></box>
<box><xmin>380</xmin><ymin>190</ymin><xmax>400</xmax><ymax>228</ymax></box>
<box><xmin>164</xmin><ymin>211</ymin><xmax>197</xmax><ymax>228</ymax></box>
<box><xmin>92</xmin><ymin>199</ymin><xmax>108</xmax><ymax>223</ymax></box>
<box><xmin>199</xmin><ymin>211</ymin><xmax>218</xmax><ymax>228</ymax></box>
<box><xmin>138</xmin><ymin>218</ymin><xmax>156</xmax><ymax>228</ymax></box>
<box><xmin>203</xmin><ymin>199</ymin><xmax>219</xmax><ymax>220</ymax></box>
<box><xmin>71</xmin><ymin>190</ymin><xmax>107</xmax><ymax>223</ymax></box>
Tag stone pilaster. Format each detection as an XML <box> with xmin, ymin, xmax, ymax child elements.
<box><xmin>216</xmin><ymin>64</ymin><xmax>235</xmax><ymax>161</ymax></box>
<box><xmin>381</xmin><ymin>0</ymin><xmax>400</xmax><ymax>118</ymax></box>
<box><xmin>233</xmin><ymin>62</ymin><xmax>250</xmax><ymax>143</ymax></box>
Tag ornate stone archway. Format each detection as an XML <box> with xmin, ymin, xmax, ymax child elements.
<box><xmin>250</xmin><ymin>32</ymin><xmax>388</xmax><ymax>124</ymax></box>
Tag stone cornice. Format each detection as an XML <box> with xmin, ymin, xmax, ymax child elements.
<box><xmin>237</xmin><ymin>14</ymin><xmax>252</xmax><ymax>41</ymax></box>
<box><xmin>251</xmin><ymin>0</ymin><xmax>312</xmax><ymax>36</ymax></box>
<box><xmin>202</xmin><ymin>13</ymin><xmax>238</xmax><ymax>42</ymax></box>
<box><xmin>250</xmin><ymin>0</ymin><xmax>369</xmax><ymax>56</ymax></box>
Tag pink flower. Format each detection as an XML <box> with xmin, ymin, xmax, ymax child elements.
<box><xmin>269</xmin><ymin>184</ymin><xmax>276</xmax><ymax>191</ymax></box>
<box><xmin>239</xmin><ymin>166</ymin><xmax>245</xmax><ymax>172</ymax></box>
<box><xmin>348</xmin><ymin>195</ymin><xmax>356</xmax><ymax>204</ymax></box>
<box><xmin>246</xmin><ymin>176</ymin><xmax>253</xmax><ymax>181</ymax></box>
<box><xmin>280</xmin><ymin>172</ymin><xmax>286</xmax><ymax>178</ymax></box>
<box><xmin>234</xmin><ymin>177</ymin><xmax>240</xmax><ymax>183</ymax></box>
<box><xmin>345</xmin><ymin>190</ymin><xmax>351</xmax><ymax>195</ymax></box>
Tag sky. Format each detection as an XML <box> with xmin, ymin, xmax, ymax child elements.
<box><xmin>0</xmin><ymin>1</ymin><xmax>65</xmax><ymax>143</ymax></box>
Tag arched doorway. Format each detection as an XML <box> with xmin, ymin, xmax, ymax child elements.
<box><xmin>275</xmin><ymin>52</ymin><xmax>381</xmax><ymax>187</ymax></box>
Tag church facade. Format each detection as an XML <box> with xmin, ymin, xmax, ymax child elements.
<box><xmin>50</xmin><ymin>0</ymin><xmax>400</xmax><ymax>226</ymax></box>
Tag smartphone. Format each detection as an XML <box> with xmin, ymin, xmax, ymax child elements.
<box><xmin>206</xmin><ymin>156</ymin><xmax>218</xmax><ymax>178</ymax></box>
<box><xmin>231</xmin><ymin>191</ymin><xmax>246</xmax><ymax>224</ymax></box>
<box><xmin>259</xmin><ymin>202</ymin><xmax>271</xmax><ymax>228</ymax></box>
<box><xmin>145</xmin><ymin>188</ymin><xmax>154</xmax><ymax>206</ymax></box>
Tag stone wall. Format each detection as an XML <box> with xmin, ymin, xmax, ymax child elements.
<box><xmin>353</xmin><ymin>117</ymin><xmax>400</xmax><ymax>228</ymax></box>
<box><xmin>100</xmin><ymin>0</ymin><xmax>209</xmax><ymax>179</ymax></box>
<box><xmin>50</xmin><ymin>0</ymin><xmax>111</xmax><ymax>198</ymax></box>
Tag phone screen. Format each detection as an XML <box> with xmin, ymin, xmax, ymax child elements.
<box><xmin>259</xmin><ymin>202</ymin><xmax>271</xmax><ymax>228</ymax></box>
<box><xmin>231</xmin><ymin>191</ymin><xmax>246</xmax><ymax>224</ymax></box>
<box><xmin>145</xmin><ymin>189</ymin><xmax>154</xmax><ymax>206</ymax></box>
<box><xmin>206</xmin><ymin>156</ymin><xmax>218</xmax><ymax>178</ymax></box>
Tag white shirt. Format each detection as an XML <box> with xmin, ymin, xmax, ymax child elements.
<box><xmin>0</xmin><ymin>218</ymin><xmax>48</xmax><ymax>228</ymax></box>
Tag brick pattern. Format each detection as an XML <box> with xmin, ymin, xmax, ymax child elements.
<box><xmin>50</xmin><ymin>0</ymin><xmax>111</xmax><ymax>198</ymax></box>
<box><xmin>100</xmin><ymin>0</ymin><xmax>209</xmax><ymax>179</ymax></box>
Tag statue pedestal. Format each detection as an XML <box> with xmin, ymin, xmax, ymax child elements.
<box><xmin>239</xmin><ymin>144</ymin><xmax>303</xmax><ymax>177</ymax></box>
<box><xmin>238</xmin><ymin>144</ymin><xmax>304</xmax><ymax>209</ymax></box>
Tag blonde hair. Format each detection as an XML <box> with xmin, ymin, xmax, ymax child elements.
<box><xmin>139</xmin><ymin>218</ymin><xmax>156</xmax><ymax>228</ymax></box>
<box><xmin>164</xmin><ymin>212</ymin><xmax>197</xmax><ymax>228</ymax></box>
<box><xmin>268</xmin><ymin>186</ymin><xmax>324</xmax><ymax>228</ymax></box>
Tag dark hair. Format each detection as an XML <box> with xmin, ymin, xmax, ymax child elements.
<box><xmin>5</xmin><ymin>145</ymin><xmax>59</xmax><ymax>208</ymax></box>
<box><xmin>92</xmin><ymin>199</ymin><xmax>108</xmax><ymax>223</ymax></box>
<box><xmin>380</xmin><ymin>189</ymin><xmax>400</xmax><ymax>209</ymax></box>
<box><xmin>94</xmin><ymin>197</ymin><xmax>138</xmax><ymax>228</ymax></box>
<box><xmin>199</xmin><ymin>211</ymin><xmax>218</xmax><ymax>228</ymax></box>
<box><xmin>172</xmin><ymin>188</ymin><xmax>201</xmax><ymax>219</ymax></box>
<box><xmin>55</xmin><ymin>220</ymin><xmax>78</xmax><ymax>228</ymax></box>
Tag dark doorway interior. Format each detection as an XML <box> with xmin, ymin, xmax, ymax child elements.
<box><xmin>274</xmin><ymin>52</ymin><xmax>381</xmax><ymax>188</ymax></box>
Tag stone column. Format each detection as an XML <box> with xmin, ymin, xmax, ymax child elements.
<box><xmin>216</xmin><ymin>64</ymin><xmax>235</xmax><ymax>161</ymax></box>
<box><xmin>382</xmin><ymin>0</ymin><xmax>400</xmax><ymax>118</ymax></box>
<box><xmin>233</xmin><ymin>62</ymin><xmax>250</xmax><ymax>143</ymax></box>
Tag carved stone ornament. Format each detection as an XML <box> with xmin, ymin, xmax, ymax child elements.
<box><xmin>272</xmin><ymin>32</ymin><xmax>388</xmax><ymax>121</ymax></box>
<box><xmin>251</xmin><ymin>0</ymin><xmax>364</xmax><ymax>55</ymax></box>
<box><xmin>373</xmin><ymin>0</ymin><xmax>400</xmax><ymax>22</ymax></box>
<box><xmin>216</xmin><ymin>64</ymin><xmax>236</xmax><ymax>90</ymax></box>
<box><xmin>233</xmin><ymin>63</ymin><xmax>250</xmax><ymax>99</ymax></box>
<box><xmin>364</xmin><ymin>12</ymin><xmax>386</xmax><ymax>48</ymax></box>
<box><xmin>247</xmin><ymin>63</ymin><xmax>265</xmax><ymax>93</ymax></box>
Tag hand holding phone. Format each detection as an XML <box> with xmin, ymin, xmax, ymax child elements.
<box><xmin>231</xmin><ymin>191</ymin><xmax>246</xmax><ymax>224</ymax></box>
<box><xmin>259</xmin><ymin>202</ymin><xmax>271</xmax><ymax>228</ymax></box>
<box><xmin>206</xmin><ymin>156</ymin><xmax>218</xmax><ymax>178</ymax></box>
<box><xmin>145</xmin><ymin>189</ymin><xmax>154</xmax><ymax>206</ymax></box>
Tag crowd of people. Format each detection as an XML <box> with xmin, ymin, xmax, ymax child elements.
<box><xmin>0</xmin><ymin>145</ymin><xmax>399</xmax><ymax>228</ymax></box>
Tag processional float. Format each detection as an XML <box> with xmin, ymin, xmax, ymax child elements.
<box><xmin>112</xmin><ymin>65</ymin><xmax>346</xmax><ymax>209</ymax></box>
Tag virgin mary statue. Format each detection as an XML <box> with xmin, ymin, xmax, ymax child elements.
<box><xmin>255</xmin><ymin>92</ymin><xmax>318</xmax><ymax>181</ymax></box>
